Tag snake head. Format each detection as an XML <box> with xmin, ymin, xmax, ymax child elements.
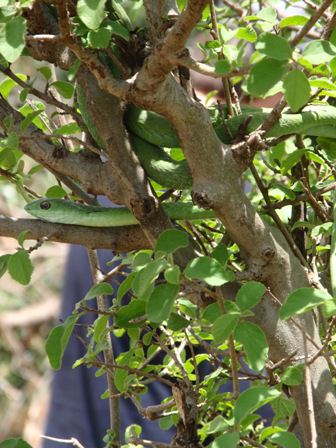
<box><xmin>24</xmin><ymin>198</ymin><xmax>65</xmax><ymax>222</ymax></box>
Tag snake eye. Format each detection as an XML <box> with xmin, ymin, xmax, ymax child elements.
<box><xmin>40</xmin><ymin>200</ymin><xmax>51</xmax><ymax>210</ymax></box>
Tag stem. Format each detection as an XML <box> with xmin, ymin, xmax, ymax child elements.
<box><xmin>303</xmin><ymin>329</ymin><xmax>318</xmax><ymax>448</ymax></box>
<box><xmin>290</xmin><ymin>0</ymin><xmax>334</xmax><ymax>46</ymax></box>
<box><xmin>87</xmin><ymin>249</ymin><xmax>120</xmax><ymax>446</ymax></box>
<box><xmin>209</xmin><ymin>0</ymin><xmax>235</xmax><ymax>116</ymax></box>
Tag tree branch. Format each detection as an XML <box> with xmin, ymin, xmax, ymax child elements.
<box><xmin>0</xmin><ymin>217</ymin><xmax>150</xmax><ymax>251</ymax></box>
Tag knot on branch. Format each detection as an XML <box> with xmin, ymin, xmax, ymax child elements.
<box><xmin>52</xmin><ymin>145</ymin><xmax>67</xmax><ymax>159</ymax></box>
<box><xmin>130</xmin><ymin>196</ymin><xmax>157</xmax><ymax>221</ymax></box>
<box><xmin>262</xmin><ymin>246</ymin><xmax>275</xmax><ymax>260</ymax></box>
<box><xmin>191</xmin><ymin>191</ymin><xmax>213</xmax><ymax>209</ymax></box>
<box><xmin>231</xmin><ymin>131</ymin><xmax>267</xmax><ymax>166</ymax></box>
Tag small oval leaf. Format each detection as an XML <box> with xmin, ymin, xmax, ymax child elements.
<box><xmin>280</xmin><ymin>287</ymin><xmax>333</xmax><ymax>320</ymax></box>
<box><xmin>234</xmin><ymin>321</ymin><xmax>269</xmax><ymax>371</ymax></box>
<box><xmin>147</xmin><ymin>283</ymin><xmax>179</xmax><ymax>323</ymax></box>
<box><xmin>184</xmin><ymin>256</ymin><xmax>234</xmax><ymax>286</ymax></box>
<box><xmin>234</xmin><ymin>386</ymin><xmax>281</xmax><ymax>424</ymax></box>
<box><xmin>236</xmin><ymin>281</ymin><xmax>266</xmax><ymax>311</ymax></box>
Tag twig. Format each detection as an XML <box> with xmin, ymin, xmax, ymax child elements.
<box><xmin>322</xmin><ymin>11</ymin><xmax>336</xmax><ymax>39</ymax></box>
<box><xmin>209</xmin><ymin>0</ymin><xmax>234</xmax><ymax>116</ymax></box>
<box><xmin>215</xmin><ymin>287</ymin><xmax>240</xmax><ymax>402</ymax></box>
<box><xmin>302</xmin><ymin>328</ymin><xmax>318</xmax><ymax>448</ymax></box>
<box><xmin>40</xmin><ymin>436</ymin><xmax>85</xmax><ymax>448</ymax></box>
<box><xmin>0</xmin><ymin>64</ymin><xmax>83</xmax><ymax>126</ymax></box>
<box><xmin>160</xmin><ymin>326</ymin><xmax>191</xmax><ymax>385</ymax></box>
<box><xmin>170</xmin><ymin>54</ymin><xmax>249</xmax><ymax>79</ymax></box>
<box><xmin>129</xmin><ymin>396</ymin><xmax>175</xmax><ymax>420</ymax></box>
<box><xmin>0</xmin><ymin>167</ymin><xmax>39</xmax><ymax>198</ymax></box>
<box><xmin>185</xmin><ymin>330</ymin><xmax>200</xmax><ymax>387</ymax></box>
<box><xmin>95</xmin><ymin>359</ymin><xmax>175</xmax><ymax>387</ymax></box>
<box><xmin>250</xmin><ymin>163</ymin><xmax>310</xmax><ymax>269</ymax></box>
<box><xmin>221</xmin><ymin>0</ymin><xmax>244</xmax><ymax>16</ymax></box>
<box><xmin>87</xmin><ymin>249</ymin><xmax>120</xmax><ymax>446</ymax></box>
<box><xmin>273</xmin><ymin>182</ymin><xmax>336</xmax><ymax>210</ymax></box>
<box><xmin>290</xmin><ymin>0</ymin><xmax>334</xmax><ymax>46</ymax></box>
<box><xmin>129</xmin><ymin>438</ymin><xmax>175</xmax><ymax>448</ymax></box>
<box><xmin>308</xmin><ymin>316</ymin><xmax>336</xmax><ymax>365</ymax></box>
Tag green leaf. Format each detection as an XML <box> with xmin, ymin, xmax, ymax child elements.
<box><xmin>210</xmin><ymin>432</ymin><xmax>240</xmax><ymax>448</ymax></box>
<box><xmin>202</xmin><ymin>303</ymin><xmax>221</xmax><ymax>323</ymax></box>
<box><xmin>214</xmin><ymin>59</ymin><xmax>231</xmax><ymax>75</ymax></box>
<box><xmin>111</xmin><ymin>0</ymin><xmax>132</xmax><ymax>30</ymax></box>
<box><xmin>53</xmin><ymin>122</ymin><xmax>81</xmax><ymax>135</ymax></box>
<box><xmin>236</xmin><ymin>281</ymin><xmax>266</xmax><ymax>311</ymax></box>
<box><xmin>234</xmin><ymin>386</ymin><xmax>281</xmax><ymax>424</ymax></box>
<box><xmin>115</xmin><ymin>299</ymin><xmax>146</xmax><ymax>328</ymax></box>
<box><xmin>114</xmin><ymin>352</ymin><xmax>131</xmax><ymax>392</ymax></box>
<box><xmin>280</xmin><ymin>15</ymin><xmax>309</xmax><ymax>29</ymax></box>
<box><xmin>258</xmin><ymin>7</ymin><xmax>277</xmax><ymax>24</ymax></box>
<box><xmin>283</xmin><ymin>70</ymin><xmax>311</xmax><ymax>112</ymax></box>
<box><xmin>108</xmin><ymin>20</ymin><xmax>130</xmax><ymax>41</ymax></box>
<box><xmin>272</xmin><ymin>396</ymin><xmax>296</xmax><ymax>420</ymax></box>
<box><xmin>211</xmin><ymin>244</ymin><xmax>228</xmax><ymax>265</ymax></box>
<box><xmin>45</xmin><ymin>314</ymin><xmax>78</xmax><ymax>369</ymax></box>
<box><xmin>281</xmin><ymin>365</ymin><xmax>304</xmax><ymax>386</ymax></box>
<box><xmin>50</xmin><ymin>81</ymin><xmax>75</xmax><ymax>99</ymax></box>
<box><xmin>0</xmin><ymin>17</ymin><xmax>26</xmax><ymax>63</ymax></box>
<box><xmin>84</xmin><ymin>282</ymin><xmax>114</xmax><ymax>301</ymax></box>
<box><xmin>246</xmin><ymin>58</ymin><xmax>285</xmax><ymax>97</ymax></box>
<box><xmin>20</xmin><ymin>110</ymin><xmax>44</xmax><ymax>132</ymax></box>
<box><xmin>212</xmin><ymin>313</ymin><xmax>240</xmax><ymax>343</ymax></box>
<box><xmin>0</xmin><ymin>73</ymin><xmax>27</xmax><ymax>99</ymax></box>
<box><xmin>281</xmin><ymin>148</ymin><xmax>307</xmax><ymax>174</ymax></box>
<box><xmin>269</xmin><ymin>432</ymin><xmax>300</xmax><ymax>448</ymax></box>
<box><xmin>77</xmin><ymin>0</ymin><xmax>107</xmax><ymax>30</ymax></box>
<box><xmin>45</xmin><ymin>185</ymin><xmax>67</xmax><ymax>199</ymax></box>
<box><xmin>310</xmin><ymin>78</ymin><xmax>336</xmax><ymax>90</ymax></box>
<box><xmin>311</xmin><ymin>222</ymin><xmax>333</xmax><ymax>238</ymax></box>
<box><xmin>323</xmin><ymin>298</ymin><xmax>336</xmax><ymax>317</ymax></box>
<box><xmin>235</xmin><ymin>26</ymin><xmax>257</xmax><ymax>43</ymax></box>
<box><xmin>207</xmin><ymin>415</ymin><xmax>229</xmax><ymax>434</ymax></box>
<box><xmin>256</xmin><ymin>33</ymin><xmax>292</xmax><ymax>61</ymax></box>
<box><xmin>93</xmin><ymin>314</ymin><xmax>109</xmax><ymax>343</ymax></box>
<box><xmin>147</xmin><ymin>283</ymin><xmax>179</xmax><ymax>323</ymax></box>
<box><xmin>155</xmin><ymin>229</ymin><xmax>189</xmax><ymax>255</ymax></box>
<box><xmin>133</xmin><ymin>259</ymin><xmax>166</xmax><ymax>296</ymax></box>
<box><xmin>132</xmin><ymin>251</ymin><xmax>152</xmax><ymax>269</ymax></box>
<box><xmin>37</xmin><ymin>66</ymin><xmax>52</xmax><ymax>81</ymax></box>
<box><xmin>184</xmin><ymin>256</ymin><xmax>234</xmax><ymax>286</ymax></box>
<box><xmin>8</xmin><ymin>250</ymin><xmax>33</xmax><ymax>285</ymax></box>
<box><xmin>234</xmin><ymin>321</ymin><xmax>268</xmax><ymax>371</ymax></box>
<box><xmin>125</xmin><ymin>424</ymin><xmax>142</xmax><ymax>443</ymax></box>
<box><xmin>167</xmin><ymin>312</ymin><xmax>189</xmax><ymax>331</ymax></box>
<box><xmin>280</xmin><ymin>287</ymin><xmax>333</xmax><ymax>320</ymax></box>
<box><xmin>17</xmin><ymin>230</ymin><xmax>30</xmax><ymax>248</ymax></box>
<box><xmin>0</xmin><ymin>254</ymin><xmax>10</xmax><ymax>278</ymax></box>
<box><xmin>0</xmin><ymin>439</ymin><xmax>32</xmax><ymax>448</ymax></box>
<box><xmin>117</xmin><ymin>272</ymin><xmax>136</xmax><ymax>304</ymax></box>
<box><xmin>303</xmin><ymin>40</ymin><xmax>336</xmax><ymax>65</ymax></box>
<box><xmin>88</xmin><ymin>27</ymin><xmax>112</xmax><ymax>48</ymax></box>
<box><xmin>330</xmin><ymin>57</ymin><xmax>336</xmax><ymax>77</ymax></box>
<box><xmin>164</xmin><ymin>265</ymin><xmax>180</xmax><ymax>285</ymax></box>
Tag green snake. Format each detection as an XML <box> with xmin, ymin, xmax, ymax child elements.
<box><xmin>125</xmin><ymin>104</ymin><xmax>336</xmax><ymax>189</ymax></box>
<box><xmin>25</xmin><ymin>103</ymin><xmax>336</xmax><ymax>225</ymax></box>
<box><xmin>24</xmin><ymin>198</ymin><xmax>215</xmax><ymax>227</ymax></box>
